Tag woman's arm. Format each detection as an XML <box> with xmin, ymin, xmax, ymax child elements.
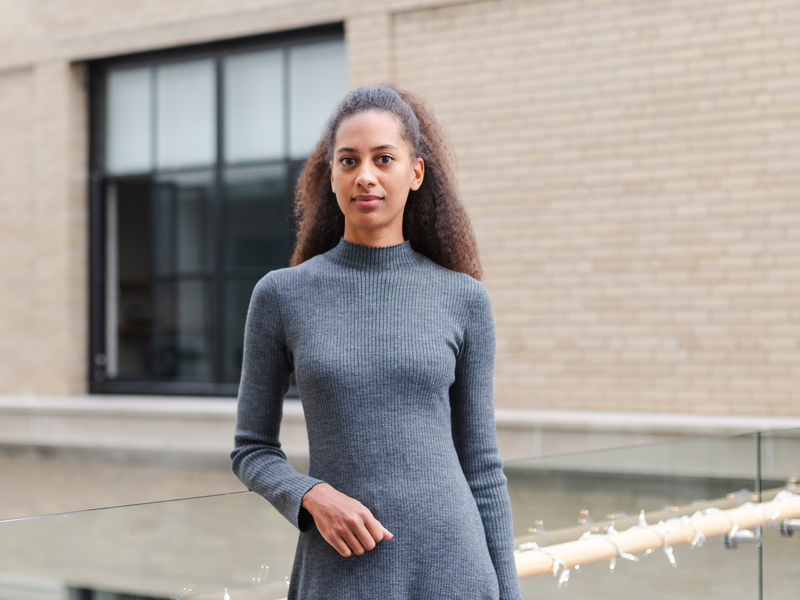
<box><xmin>450</xmin><ymin>282</ymin><xmax>523</xmax><ymax>600</ymax></box>
<box><xmin>230</xmin><ymin>275</ymin><xmax>325</xmax><ymax>531</ymax></box>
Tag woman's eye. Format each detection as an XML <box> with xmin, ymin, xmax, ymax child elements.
<box><xmin>340</xmin><ymin>157</ymin><xmax>356</xmax><ymax>166</ymax></box>
<box><xmin>377</xmin><ymin>155</ymin><xmax>393</xmax><ymax>164</ymax></box>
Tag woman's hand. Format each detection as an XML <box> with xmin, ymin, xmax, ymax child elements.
<box><xmin>301</xmin><ymin>483</ymin><xmax>393</xmax><ymax>557</ymax></box>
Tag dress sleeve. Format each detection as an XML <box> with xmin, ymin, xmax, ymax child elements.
<box><xmin>230</xmin><ymin>275</ymin><xmax>324</xmax><ymax>532</ymax></box>
<box><xmin>450</xmin><ymin>282</ymin><xmax>523</xmax><ymax>600</ymax></box>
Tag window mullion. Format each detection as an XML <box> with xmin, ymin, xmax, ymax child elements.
<box><xmin>213</xmin><ymin>55</ymin><xmax>225</xmax><ymax>387</ymax></box>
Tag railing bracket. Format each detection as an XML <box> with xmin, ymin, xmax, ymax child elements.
<box><xmin>779</xmin><ymin>519</ymin><xmax>800</xmax><ymax>537</ymax></box>
<box><xmin>724</xmin><ymin>526</ymin><xmax>762</xmax><ymax>549</ymax></box>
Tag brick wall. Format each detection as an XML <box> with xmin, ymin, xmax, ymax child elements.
<box><xmin>389</xmin><ymin>0</ymin><xmax>800</xmax><ymax>415</ymax></box>
<box><xmin>0</xmin><ymin>62</ymin><xmax>87</xmax><ymax>395</ymax></box>
<box><xmin>0</xmin><ymin>0</ymin><xmax>797</xmax><ymax>415</ymax></box>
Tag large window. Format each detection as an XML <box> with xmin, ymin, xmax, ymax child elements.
<box><xmin>88</xmin><ymin>25</ymin><xmax>346</xmax><ymax>395</ymax></box>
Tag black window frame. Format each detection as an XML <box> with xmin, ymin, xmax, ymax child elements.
<box><xmin>87</xmin><ymin>22</ymin><xmax>344</xmax><ymax>396</ymax></box>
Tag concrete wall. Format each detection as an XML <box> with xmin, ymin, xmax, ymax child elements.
<box><xmin>0</xmin><ymin>0</ymin><xmax>798</xmax><ymax>416</ymax></box>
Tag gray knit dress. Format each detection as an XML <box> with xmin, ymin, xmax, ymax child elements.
<box><xmin>231</xmin><ymin>238</ymin><xmax>523</xmax><ymax>600</ymax></box>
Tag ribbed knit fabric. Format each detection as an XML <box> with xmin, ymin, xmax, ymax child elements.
<box><xmin>231</xmin><ymin>238</ymin><xmax>523</xmax><ymax>600</ymax></box>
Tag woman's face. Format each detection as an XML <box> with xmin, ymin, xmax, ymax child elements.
<box><xmin>330</xmin><ymin>110</ymin><xmax>424</xmax><ymax>245</ymax></box>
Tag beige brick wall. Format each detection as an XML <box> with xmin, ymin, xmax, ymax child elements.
<box><xmin>0</xmin><ymin>62</ymin><xmax>87</xmax><ymax>395</ymax></box>
<box><xmin>0</xmin><ymin>0</ymin><xmax>797</xmax><ymax>415</ymax></box>
<box><xmin>390</xmin><ymin>0</ymin><xmax>800</xmax><ymax>415</ymax></box>
<box><xmin>0</xmin><ymin>67</ymin><xmax>36</xmax><ymax>391</ymax></box>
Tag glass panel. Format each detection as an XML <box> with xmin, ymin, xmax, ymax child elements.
<box><xmin>153</xmin><ymin>171</ymin><xmax>215</xmax><ymax>276</ymax></box>
<box><xmin>112</xmin><ymin>180</ymin><xmax>155</xmax><ymax>379</ymax></box>
<box><xmin>152</xmin><ymin>278</ymin><xmax>212</xmax><ymax>381</ymax></box>
<box><xmin>224</xmin><ymin>164</ymin><xmax>290</xmax><ymax>270</ymax></box>
<box><xmin>106</xmin><ymin>68</ymin><xmax>152</xmax><ymax>174</ymax></box>
<box><xmin>224</xmin><ymin>49</ymin><xmax>284</xmax><ymax>163</ymax></box>
<box><xmin>288</xmin><ymin>40</ymin><xmax>347</xmax><ymax>158</ymax></box>
<box><xmin>507</xmin><ymin>434</ymin><xmax>761</xmax><ymax>599</ymax></box>
<box><xmin>156</xmin><ymin>60</ymin><xmax>216</xmax><ymax>169</ymax></box>
<box><xmin>0</xmin><ymin>493</ymin><xmax>297</xmax><ymax>600</ymax></box>
<box><xmin>761</xmin><ymin>428</ymin><xmax>800</xmax><ymax>600</ymax></box>
<box><xmin>107</xmin><ymin>172</ymin><xmax>215</xmax><ymax>381</ymax></box>
<box><xmin>224</xmin><ymin>277</ymin><xmax>260</xmax><ymax>383</ymax></box>
<box><xmin>5</xmin><ymin>432</ymin><xmax>799</xmax><ymax>597</ymax></box>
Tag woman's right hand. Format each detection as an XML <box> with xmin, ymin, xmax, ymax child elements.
<box><xmin>301</xmin><ymin>483</ymin><xmax>393</xmax><ymax>557</ymax></box>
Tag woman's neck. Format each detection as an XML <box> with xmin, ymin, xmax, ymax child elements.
<box><xmin>342</xmin><ymin>223</ymin><xmax>405</xmax><ymax>247</ymax></box>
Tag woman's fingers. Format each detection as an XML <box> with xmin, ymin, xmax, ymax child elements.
<box><xmin>342</xmin><ymin>525</ymin><xmax>370</xmax><ymax>555</ymax></box>
<box><xmin>364</xmin><ymin>515</ymin><xmax>388</xmax><ymax>545</ymax></box>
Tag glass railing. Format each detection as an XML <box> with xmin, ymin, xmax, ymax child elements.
<box><xmin>0</xmin><ymin>428</ymin><xmax>797</xmax><ymax>599</ymax></box>
<box><xmin>507</xmin><ymin>428</ymin><xmax>799</xmax><ymax>599</ymax></box>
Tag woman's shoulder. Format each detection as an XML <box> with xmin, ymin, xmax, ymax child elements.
<box><xmin>413</xmin><ymin>252</ymin><xmax>489</xmax><ymax>305</ymax></box>
<box><xmin>254</xmin><ymin>254</ymin><xmax>329</xmax><ymax>291</ymax></box>
<box><xmin>414</xmin><ymin>251</ymin><xmax>483</xmax><ymax>286</ymax></box>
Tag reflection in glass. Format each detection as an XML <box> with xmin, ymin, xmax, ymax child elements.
<box><xmin>156</xmin><ymin>60</ymin><xmax>216</xmax><ymax>169</ymax></box>
<box><xmin>224</xmin><ymin>164</ymin><xmax>290</xmax><ymax>270</ymax></box>
<box><xmin>288</xmin><ymin>40</ymin><xmax>347</xmax><ymax>158</ymax></box>
<box><xmin>153</xmin><ymin>171</ymin><xmax>214</xmax><ymax>276</ymax></box>
<box><xmin>107</xmin><ymin>172</ymin><xmax>215</xmax><ymax>382</ymax></box>
<box><xmin>153</xmin><ymin>278</ymin><xmax>212</xmax><ymax>381</ymax></box>
<box><xmin>224</xmin><ymin>50</ymin><xmax>285</xmax><ymax>163</ymax></box>
<box><xmin>106</xmin><ymin>68</ymin><xmax>152</xmax><ymax>174</ymax></box>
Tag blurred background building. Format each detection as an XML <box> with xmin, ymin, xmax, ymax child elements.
<box><xmin>1</xmin><ymin>0</ymin><xmax>799</xmax><ymax>522</ymax></box>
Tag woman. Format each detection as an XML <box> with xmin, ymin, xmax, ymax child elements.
<box><xmin>231</xmin><ymin>84</ymin><xmax>522</xmax><ymax>600</ymax></box>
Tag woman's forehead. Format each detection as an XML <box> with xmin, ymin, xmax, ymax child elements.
<box><xmin>335</xmin><ymin>111</ymin><xmax>405</xmax><ymax>149</ymax></box>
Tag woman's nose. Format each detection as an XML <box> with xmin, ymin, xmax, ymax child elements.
<box><xmin>355</xmin><ymin>163</ymin><xmax>377</xmax><ymax>188</ymax></box>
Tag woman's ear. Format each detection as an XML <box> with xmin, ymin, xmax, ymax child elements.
<box><xmin>410</xmin><ymin>157</ymin><xmax>425</xmax><ymax>191</ymax></box>
<box><xmin>330</xmin><ymin>161</ymin><xmax>336</xmax><ymax>193</ymax></box>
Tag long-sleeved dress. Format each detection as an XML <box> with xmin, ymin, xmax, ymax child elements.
<box><xmin>231</xmin><ymin>238</ymin><xmax>523</xmax><ymax>600</ymax></box>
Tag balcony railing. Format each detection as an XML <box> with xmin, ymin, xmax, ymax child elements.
<box><xmin>0</xmin><ymin>427</ymin><xmax>797</xmax><ymax>599</ymax></box>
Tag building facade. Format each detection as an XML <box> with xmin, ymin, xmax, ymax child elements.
<box><xmin>1</xmin><ymin>0</ymin><xmax>799</xmax><ymax>503</ymax></box>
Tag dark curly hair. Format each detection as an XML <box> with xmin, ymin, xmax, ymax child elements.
<box><xmin>289</xmin><ymin>84</ymin><xmax>482</xmax><ymax>280</ymax></box>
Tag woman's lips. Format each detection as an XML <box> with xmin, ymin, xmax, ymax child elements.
<box><xmin>353</xmin><ymin>195</ymin><xmax>382</xmax><ymax>208</ymax></box>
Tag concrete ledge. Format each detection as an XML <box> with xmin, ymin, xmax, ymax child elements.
<box><xmin>494</xmin><ymin>408</ymin><xmax>800</xmax><ymax>436</ymax></box>
<box><xmin>1</xmin><ymin>395</ymin><xmax>798</xmax><ymax>462</ymax></box>
<box><xmin>494</xmin><ymin>408</ymin><xmax>800</xmax><ymax>460</ymax></box>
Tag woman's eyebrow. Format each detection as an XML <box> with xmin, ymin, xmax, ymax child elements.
<box><xmin>336</xmin><ymin>144</ymin><xmax>399</xmax><ymax>154</ymax></box>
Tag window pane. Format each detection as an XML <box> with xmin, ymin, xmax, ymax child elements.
<box><xmin>153</xmin><ymin>171</ymin><xmax>215</xmax><ymax>276</ymax></box>
<box><xmin>288</xmin><ymin>40</ymin><xmax>347</xmax><ymax>158</ymax></box>
<box><xmin>224</xmin><ymin>50</ymin><xmax>284</xmax><ymax>163</ymax></box>
<box><xmin>107</xmin><ymin>176</ymin><xmax>216</xmax><ymax>383</ymax></box>
<box><xmin>224</xmin><ymin>164</ymin><xmax>290</xmax><ymax>270</ymax></box>
<box><xmin>110</xmin><ymin>180</ymin><xmax>155</xmax><ymax>379</ymax></box>
<box><xmin>153</xmin><ymin>278</ymin><xmax>213</xmax><ymax>381</ymax></box>
<box><xmin>96</xmin><ymin>35</ymin><xmax>346</xmax><ymax>390</ymax></box>
<box><xmin>156</xmin><ymin>60</ymin><xmax>216</xmax><ymax>169</ymax></box>
<box><xmin>106</xmin><ymin>68</ymin><xmax>152</xmax><ymax>174</ymax></box>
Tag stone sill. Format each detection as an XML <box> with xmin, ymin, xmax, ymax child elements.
<box><xmin>0</xmin><ymin>395</ymin><xmax>798</xmax><ymax>462</ymax></box>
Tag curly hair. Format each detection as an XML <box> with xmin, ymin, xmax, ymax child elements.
<box><xmin>289</xmin><ymin>84</ymin><xmax>482</xmax><ymax>280</ymax></box>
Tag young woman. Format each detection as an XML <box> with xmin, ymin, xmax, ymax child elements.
<box><xmin>231</xmin><ymin>85</ymin><xmax>523</xmax><ymax>600</ymax></box>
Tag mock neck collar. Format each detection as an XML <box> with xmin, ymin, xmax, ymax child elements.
<box><xmin>324</xmin><ymin>238</ymin><xmax>421</xmax><ymax>271</ymax></box>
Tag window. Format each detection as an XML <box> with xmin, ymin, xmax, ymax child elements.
<box><xmin>88</xmin><ymin>25</ymin><xmax>346</xmax><ymax>395</ymax></box>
